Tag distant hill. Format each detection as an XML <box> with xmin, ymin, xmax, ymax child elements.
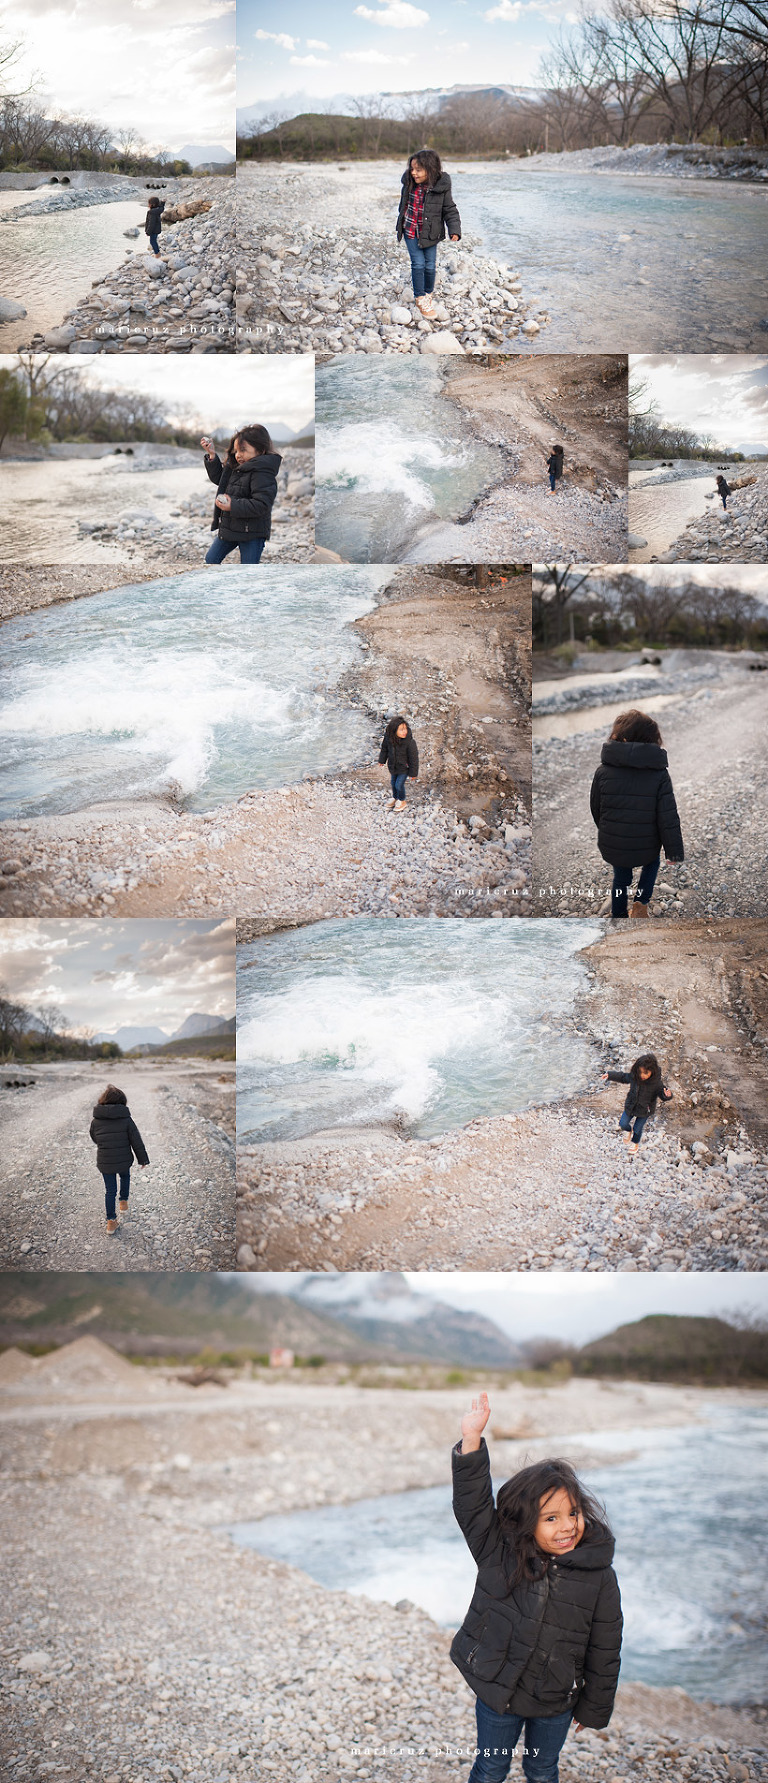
<box><xmin>136</xmin><ymin>1018</ymin><xmax>235</xmax><ymax>1061</ymax></box>
<box><xmin>178</xmin><ymin>145</ymin><xmax>235</xmax><ymax>166</ymax></box>
<box><xmin>93</xmin><ymin>1015</ymin><xmax>234</xmax><ymax>1054</ymax></box>
<box><xmin>92</xmin><ymin>1024</ymin><xmax>169</xmax><ymax>1048</ymax></box>
<box><xmin>171</xmin><ymin>1014</ymin><xmax>231</xmax><ymax>1041</ymax></box>
<box><xmin>294</xmin><ymin>1273</ymin><xmax>523</xmax><ymax>1367</ymax></box>
<box><xmin>575</xmin><ymin>1314</ymin><xmax>768</xmax><ymax>1384</ymax></box>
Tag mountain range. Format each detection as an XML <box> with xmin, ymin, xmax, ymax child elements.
<box><xmin>92</xmin><ymin>1013</ymin><xmax>233</xmax><ymax>1049</ymax></box>
<box><xmin>177</xmin><ymin>145</ymin><xmax>235</xmax><ymax>166</ymax></box>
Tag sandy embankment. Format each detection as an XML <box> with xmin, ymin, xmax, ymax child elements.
<box><xmin>532</xmin><ymin>651</ymin><xmax>768</xmax><ymax>918</ymax></box>
<box><xmin>0</xmin><ymin>1353</ymin><xmax>764</xmax><ymax>1783</ymax></box>
<box><xmin>0</xmin><ymin>569</ymin><xmax>532</xmax><ymax>921</ymax></box>
<box><xmin>237</xmin><ymin>919</ymin><xmax>768</xmax><ymax>1274</ymax></box>
<box><xmin>403</xmin><ymin>356</ymin><xmax>628</xmax><ymax>565</ymax></box>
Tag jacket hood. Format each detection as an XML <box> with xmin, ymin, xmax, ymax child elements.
<box><xmin>386</xmin><ymin>715</ymin><xmax>412</xmax><ymax>740</ymax></box>
<box><xmin>601</xmin><ymin>740</ymin><xmax>667</xmax><ymax>773</ymax></box>
<box><xmin>92</xmin><ymin>1102</ymin><xmax>130</xmax><ymax>1120</ymax></box>
<box><xmin>230</xmin><ymin>451</ymin><xmax>281</xmax><ymax>474</ymax></box>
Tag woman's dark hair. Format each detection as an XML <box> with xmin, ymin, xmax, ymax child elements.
<box><xmin>148</xmin><ymin>196</ymin><xmax>161</xmax><ymax>208</ymax></box>
<box><xmin>497</xmin><ymin>1459</ymin><xmax>610</xmax><ymax>1586</ymax></box>
<box><xmin>716</xmin><ymin>475</ymin><xmax>728</xmax><ymax>489</ymax></box>
<box><xmin>551</xmin><ymin>444</ymin><xmax>564</xmax><ymax>455</ymax></box>
<box><xmin>97</xmin><ymin>1085</ymin><xmax>127</xmax><ymax>1106</ymax></box>
<box><xmin>225</xmin><ymin>424</ymin><xmax>273</xmax><ymax>463</ymax></box>
<box><xmin>385</xmin><ymin>714</ymin><xmax>410</xmax><ymax>740</ymax></box>
<box><xmin>608</xmin><ymin>709</ymin><xmax>663</xmax><ymax>747</ymax></box>
<box><xmin>407</xmin><ymin>148</ymin><xmax>442</xmax><ymax>189</ymax></box>
<box><xmin>631</xmin><ymin>1052</ymin><xmax>663</xmax><ymax>1093</ymax></box>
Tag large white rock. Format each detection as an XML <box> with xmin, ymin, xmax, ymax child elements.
<box><xmin>420</xmin><ymin>330</ymin><xmax>465</xmax><ymax>355</ymax></box>
<box><xmin>43</xmin><ymin>325</ymin><xmax>76</xmax><ymax>348</ymax></box>
<box><xmin>520</xmin><ymin>319</ymin><xmax>540</xmax><ymax>335</ymax></box>
<box><xmin>0</xmin><ymin>296</ymin><xmax>26</xmax><ymax>321</ymax></box>
<box><xmin>390</xmin><ymin>305</ymin><xmax>413</xmax><ymax>326</ymax></box>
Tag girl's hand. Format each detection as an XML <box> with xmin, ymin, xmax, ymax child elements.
<box><xmin>215</xmin><ymin>493</ymin><xmax>232</xmax><ymax>510</ymax></box>
<box><xmin>600</xmin><ymin>1072</ymin><xmax>610</xmax><ymax>1081</ymax></box>
<box><xmin>461</xmin><ymin>1391</ymin><xmax>490</xmax><ymax>1452</ymax></box>
<box><xmin>573</xmin><ymin>1723</ymin><xmax>584</xmax><ymax>1736</ymax></box>
<box><xmin>200</xmin><ymin>435</ymin><xmax>215</xmax><ymax>455</ymax></box>
<box><xmin>450</xmin><ymin>235</ymin><xmax>459</xmax><ymax>242</ymax></box>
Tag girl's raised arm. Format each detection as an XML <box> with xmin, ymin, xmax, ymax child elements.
<box><xmin>460</xmin><ymin>1390</ymin><xmax>491</xmax><ymax>1453</ymax></box>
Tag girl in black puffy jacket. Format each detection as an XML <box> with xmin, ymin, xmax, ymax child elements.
<box><xmin>451</xmin><ymin>1391</ymin><xmax>622</xmax><ymax>1783</ymax></box>
<box><xmin>201</xmin><ymin>424</ymin><xmax>282</xmax><ymax>565</ymax></box>
<box><xmin>602</xmin><ymin>1051</ymin><xmax>673</xmax><ymax>1154</ymax></box>
<box><xmin>589</xmin><ymin>709</ymin><xmax>684</xmax><ymax>919</ymax></box>
<box><xmin>396</xmin><ymin>148</ymin><xmax>461</xmax><ymax>318</ymax></box>
<box><xmin>378</xmin><ymin>714</ymin><xmax>419</xmax><ymax>813</ymax></box>
<box><xmin>89</xmin><ymin>1084</ymin><xmax>149</xmax><ymax>1235</ymax></box>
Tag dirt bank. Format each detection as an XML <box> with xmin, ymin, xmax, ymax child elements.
<box><xmin>237</xmin><ymin>919</ymin><xmax>768</xmax><ymax>1273</ymax></box>
<box><xmin>0</xmin><ymin>569</ymin><xmax>532</xmax><ymax>921</ymax></box>
<box><xmin>0</xmin><ymin>1061</ymin><xmax>235</xmax><ymax>1271</ymax></box>
<box><xmin>532</xmin><ymin>655</ymin><xmax>768</xmax><ymax>917</ymax></box>
<box><xmin>0</xmin><ymin>1369</ymin><xmax>764</xmax><ymax>1783</ymax></box>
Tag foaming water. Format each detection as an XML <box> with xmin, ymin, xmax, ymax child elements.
<box><xmin>455</xmin><ymin>164</ymin><xmax>768</xmax><ymax>351</ymax></box>
<box><xmin>315</xmin><ymin>357</ymin><xmax>502</xmax><ymax>562</ymax></box>
<box><xmin>0</xmin><ymin>194</ymin><xmax>159</xmax><ymax>348</ymax></box>
<box><xmin>236</xmin><ymin>917</ymin><xmax>602</xmax><ymax>1142</ymax></box>
<box><xmin>223</xmin><ymin>1405</ymin><xmax>768</xmax><ymax>1704</ymax></box>
<box><xmin>0</xmin><ymin>567</ymin><xmax>386</xmax><ymax>817</ymax></box>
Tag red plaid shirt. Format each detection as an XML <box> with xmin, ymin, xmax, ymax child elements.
<box><xmin>404</xmin><ymin>180</ymin><xmax>426</xmax><ymax>239</ymax></box>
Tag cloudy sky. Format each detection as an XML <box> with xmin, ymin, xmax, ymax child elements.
<box><xmin>633</xmin><ymin>355</ymin><xmax>768</xmax><ymax>456</ymax></box>
<box><xmin>1</xmin><ymin>0</ymin><xmax>235</xmax><ymax>154</ymax></box>
<box><xmin>0</xmin><ymin>918</ymin><xmax>235</xmax><ymax>1036</ymax></box>
<box><xmin>239</xmin><ymin>0</ymin><xmax>563</xmax><ymax>109</ymax></box>
<box><xmin>5</xmin><ymin>354</ymin><xmax>315</xmax><ymax>435</ymax></box>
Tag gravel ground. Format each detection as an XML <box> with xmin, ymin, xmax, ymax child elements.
<box><xmin>1</xmin><ymin>1364</ymin><xmax>765</xmax><ymax>1783</ymax></box>
<box><xmin>0</xmin><ymin>1063</ymin><xmax>235</xmax><ymax>1271</ymax></box>
<box><xmin>13</xmin><ymin>179</ymin><xmax>236</xmax><ymax>355</ymax></box>
<box><xmin>237</xmin><ymin>919</ymin><xmax>768</xmax><ymax>1273</ymax></box>
<box><xmin>0</xmin><ymin>567</ymin><xmax>150</xmax><ymax>625</ymax></box>
<box><xmin>651</xmin><ymin>468</ymin><xmax>768</xmax><ymax>563</ymax></box>
<box><xmin>0</xmin><ymin>569</ymin><xmax>531</xmax><ymax>920</ymax></box>
<box><xmin>236</xmin><ymin>162</ymin><xmax>545</xmax><ymax>355</ymax></box>
<box><xmin>522</xmin><ymin>142</ymin><xmax>768</xmax><ymax>180</ymax></box>
<box><xmin>532</xmin><ymin>659</ymin><xmax>768</xmax><ymax>917</ymax></box>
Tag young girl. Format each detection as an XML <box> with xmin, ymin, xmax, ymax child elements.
<box><xmin>716</xmin><ymin>473</ymin><xmax>731</xmax><ymax>510</ymax></box>
<box><xmin>378</xmin><ymin>715</ymin><xmax>419</xmax><ymax>812</ymax></box>
<box><xmin>89</xmin><ymin>1085</ymin><xmax>149</xmax><ymax>1235</ymax></box>
<box><xmin>589</xmin><ymin>709</ymin><xmax>684</xmax><ymax>918</ymax></box>
<box><xmin>201</xmin><ymin>425</ymin><xmax>282</xmax><ymax>565</ymax></box>
<box><xmin>452</xmin><ymin>1392</ymin><xmax>622</xmax><ymax>1783</ymax></box>
<box><xmin>602</xmin><ymin>1053</ymin><xmax>673</xmax><ymax>1154</ymax></box>
<box><xmin>545</xmin><ymin>446</ymin><xmax>564</xmax><ymax>493</ymax></box>
<box><xmin>396</xmin><ymin>149</ymin><xmax>461</xmax><ymax>318</ymax></box>
<box><xmin>144</xmin><ymin>195</ymin><xmax>165</xmax><ymax>257</ymax></box>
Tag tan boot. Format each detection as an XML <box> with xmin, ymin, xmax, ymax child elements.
<box><xmin>118</xmin><ymin>1198</ymin><xmax>129</xmax><ymax>1215</ymax></box>
<box><xmin>630</xmin><ymin>900</ymin><xmax>650</xmax><ymax>918</ymax></box>
<box><xmin>106</xmin><ymin>1218</ymin><xmax>118</xmax><ymax>1235</ymax></box>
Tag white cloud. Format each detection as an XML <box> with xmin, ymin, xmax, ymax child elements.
<box><xmin>484</xmin><ymin>0</ymin><xmax>522</xmax><ymax>17</ymax></box>
<box><xmin>306</xmin><ymin>38</ymin><xmax>329</xmax><ymax>49</ymax></box>
<box><xmin>341</xmin><ymin>47</ymin><xmax>413</xmax><ymax>62</ymax></box>
<box><xmin>354</xmin><ymin>2</ymin><xmax>430</xmax><ymax>27</ymax></box>
<box><xmin>254</xmin><ymin>28</ymin><xmax>298</xmax><ymax>49</ymax></box>
<box><xmin>289</xmin><ymin>53</ymin><xmax>330</xmax><ymax>64</ymax></box>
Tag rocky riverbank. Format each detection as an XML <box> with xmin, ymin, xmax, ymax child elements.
<box><xmin>14</xmin><ymin>178</ymin><xmax>235</xmax><ymax>354</ymax></box>
<box><xmin>1</xmin><ymin>1364</ymin><xmax>764</xmax><ymax>1783</ymax></box>
<box><xmin>652</xmin><ymin>466</ymin><xmax>768</xmax><ymax>562</ymax></box>
<box><xmin>237</xmin><ymin>918</ymin><xmax>768</xmax><ymax>1272</ymax></box>
<box><xmin>0</xmin><ymin>568</ymin><xmax>530</xmax><ymax>919</ymax></box>
<box><xmin>236</xmin><ymin>161</ymin><xmax>544</xmax><ymax>354</ymax></box>
<box><xmin>523</xmin><ymin>142</ymin><xmax>768</xmax><ymax>180</ymax></box>
<box><xmin>0</xmin><ymin>565</ymin><xmax>147</xmax><ymax>625</ymax></box>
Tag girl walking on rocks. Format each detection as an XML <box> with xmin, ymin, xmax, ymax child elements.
<box><xmin>546</xmin><ymin>446</ymin><xmax>564</xmax><ymax>493</ymax></box>
<box><xmin>396</xmin><ymin>149</ymin><xmax>461</xmax><ymax>319</ymax></box>
<box><xmin>589</xmin><ymin>710</ymin><xmax>684</xmax><ymax>918</ymax></box>
<box><xmin>201</xmin><ymin>426</ymin><xmax>282</xmax><ymax>565</ymax></box>
<box><xmin>452</xmin><ymin>1391</ymin><xmax>622</xmax><ymax>1783</ymax></box>
<box><xmin>378</xmin><ymin>715</ymin><xmax>419</xmax><ymax>812</ymax></box>
<box><xmin>602</xmin><ymin>1053</ymin><xmax>673</xmax><ymax>1155</ymax></box>
<box><xmin>145</xmin><ymin>196</ymin><xmax>165</xmax><ymax>257</ymax></box>
<box><xmin>89</xmin><ymin>1085</ymin><xmax>149</xmax><ymax>1235</ymax></box>
<box><xmin>716</xmin><ymin>474</ymin><xmax>731</xmax><ymax>510</ymax></box>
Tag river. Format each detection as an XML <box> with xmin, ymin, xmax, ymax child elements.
<box><xmin>0</xmin><ymin>455</ymin><xmax>204</xmax><ymax>564</ymax></box>
<box><xmin>236</xmin><ymin>917</ymin><xmax>602</xmax><ymax>1144</ymax></box>
<box><xmin>0</xmin><ymin>566</ymin><xmax>385</xmax><ymax>816</ymax></box>
<box><xmin>628</xmin><ymin>461</ymin><xmax>745</xmax><ymax>562</ymax></box>
<box><xmin>0</xmin><ymin>190</ymin><xmax>159</xmax><ymax>348</ymax></box>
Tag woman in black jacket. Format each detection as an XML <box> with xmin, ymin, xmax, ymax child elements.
<box><xmin>396</xmin><ymin>148</ymin><xmax>461</xmax><ymax>319</ymax></box>
<box><xmin>201</xmin><ymin>424</ymin><xmax>282</xmax><ymax>564</ymax></box>
<box><xmin>602</xmin><ymin>1052</ymin><xmax>673</xmax><ymax>1154</ymax></box>
<box><xmin>89</xmin><ymin>1084</ymin><xmax>149</xmax><ymax>1235</ymax></box>
<box><xmin>451</xmin><ymin>1391</ymin><xmax>622</xmax><ymax>1783</ymax></box>
<box><xmin>378</xmin><ymin>715</ymin><xmax>419</xmax><ymax>813</ymax></box>
<box><xmin>589</xmin><ymin>710</ymin><xmax>684</xmax><ymax>919</ymax></box>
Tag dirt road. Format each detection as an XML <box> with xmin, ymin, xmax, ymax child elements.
<box><xmin>532</xmin><ymin>668</ymin><xmax>768</xmax><ymax>917</ymax></box>
<box><xmin>2</xmin><ymin>1360</ymin><xmax>764</xmax><ymax>1783</ymax></box>
<box><xmin>0</xmin><ymin>1062</ymin><xmax>235</xmax><ymax>1270</ymax></box>
<box><xmin>238</xmin><ymin>920</ymin><xmax>768</xmax><ymax>1273</ymax></box>
<box><xmin>0</xmin><ymin>569</ymin><xmax>532</xmax><ymax>922</ymax></box>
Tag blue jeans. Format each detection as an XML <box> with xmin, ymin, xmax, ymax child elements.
<box><xmin>404</xmin><ymin>233</ymin><xmax>437</xmax><ymax>297</ymax></box>
<box><xmin>720</xmin><ymin>493</ymin><xmax>728</xmax><ymax>508</ymax></box>
<box><xmin>611</xmin><ymin>856</ymin><xmax>659</xmax><ymax>918</ymax></box>
<box><xmin>102</xmin><ymin>1170</ymin><xmax>130</xmax><ymax>1220</ymax></box>
<box><xmin>205</xmin><ymin>535</ymin><xmax>265</xmax><ymax>565</ymax></box>
<box><xmin>620</xmin><ymin>1109</ymin><xmax>648</xmax><ymax>1146</ymax></box>
<box><xmin>148</xmin><ymin>233</ymin><xmax>161</xmax><ymax>256</ymax></box>
<box><xmin>549</xmin><ymin>473</ymin><xmax>557</xmax><ymax>491</ymax></box>
<box><xmin>468</xmin><ymin>1700</ymin><xmax>573</xmax><ymax>1783</ymax></box>
<box><xmin>390</xmin><ymin>772</ymin><xmax>408</xmax><ymax>802</ymax></box>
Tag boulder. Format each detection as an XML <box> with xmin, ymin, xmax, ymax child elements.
<box><xmin>390</xmin><ymin>305</ymin><xmax>413</xmax><ymax>326</ymax></box>
<box><xmin>0</xmin><ymin>296</ymin><xmax>27</xmax><ymax>321</ymax></box>
<box><xmin>43</xmin><ymin>325</ymin><xmax>76</xmax><ymax>348</ymax></box>
<box><xmin>420</xmin><ymin>330</ymin><xmax>465</xmax><ymax>355</ymax></box>
<box><xmin>628</xmin><ymin>533</ymin><xmax>648</xmax><ymax>549</ymax></box>
<box><xmin>520</xmin><ymin>319</ymin><xmax>540</xmax><ymax>335</ymax></box>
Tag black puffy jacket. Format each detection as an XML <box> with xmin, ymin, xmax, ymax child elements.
<box><xmin>606</xmin><ymin>1068</ymin><xmax>670</xmax><ymax>1120</ymax></box>
<box><xmin>145</xmin><ymin>202</ymin><xmax>165</xmax><ymax>236</ymax></box>
<box><xmin>450</xmin><ymin>1441</ymin><xmax>622</xmax><ymax>1728</ymax></box>
<box><xmin>89</xmin><ymin>1103</ymin><xmax>149</xmax><ymax>1174</ymax></box>
<box><xmin>396</xmin><ymin>171</ymin><xmax>461</xmax><ymax>247</ymax></box>
<box><xmin>205</xmin><ymin>452</ymin><xmax>282</xmax><ymax>541</ymax></box>
<box><xmin>590</xmin><ymin>740</ymin><xmax>684</xmax><ymax>869</ymax></box>
<box><xmin>378</xmin><ymin>723</ymin><xmax>419</xmax><ymax>778</ymax></box>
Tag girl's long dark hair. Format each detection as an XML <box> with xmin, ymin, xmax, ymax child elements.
<box><xmin>225</xmin><ymin>424</ymin><xmax>273</xmax><ymax>464</ymax></box>
<box><xmin>630</xmin><ymin>1052</ymin><xmax>663</xmax><ymax>1095</ymax></box>
<box><xmin>608</xmin><ymin>708</ymin><xmax>663</xmax><ymax>746</ymax></box>
<box><xmin>97</xmin><ymin>1084</ymin><xmax>127</xmax><ymax>1106</ymax></box>
<box><xmin>384</xmin><ymin>713</ymin><xmax>410</xmax><ymax>741</ymax></box>
<box><xmin>497</xmin><ymin>1459</ymin><xmax>610</xmax><ymax>1586</ymax></box>
<box><xmin>407</xmin><ymin>148</ymin><xmax>442</xmax><ymax>189</ymax></box>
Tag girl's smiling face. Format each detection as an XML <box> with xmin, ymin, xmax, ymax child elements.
<box><xmin>396</xmin><ymin>723</ymin><xmax>408</xmax><ymax>738</ymax></box>
<box><xmin>410</xmin><ymin>160</ymin><xmax>429</xmax><ymax>184</ymax></box>
<box><xmin>638</xmin><ymin>1066</ymin><xmax>653</xmax><ymax>1081</ymax></box>
<box><xmin>534</xmin><ymin>1487</ymin><xmax>585</xmax><ymax>1556</ymax></box>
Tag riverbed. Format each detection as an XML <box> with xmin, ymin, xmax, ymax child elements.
<box><xmin>0</xmin><ymin>566</ymin><xmax>385</xmax><ymax>816</ymax></box>
<box><xmin>0</xmin><ymin>455</ymin><xmax>205</xmax><ymax>564</ymax></box>
<box><xmin>0</xmin><ymin>192</ymin><xmax>157</xmax><ymax>348</ymax></box>
<box><xmin>236</xmin><ymin>917</ymin><xmax>602</xmax><ymax>1144</ymax></box>
<box><xmin>628</xmin><ymin>462</ymin><xmax>745</xmax><ymax>561</ymax></box>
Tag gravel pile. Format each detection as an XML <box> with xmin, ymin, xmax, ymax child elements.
<box><xmin>410</xmin><ymin>478</ymin><xmax>627</xmax><ymax>566</ymax></box>
<box><xmin>657</xmin><ymin>468</ymin><xmax>768</xmax><ymax>562</ymax></box>
<box><xmin>16</xmin><ymin>180</ymin><xmax>236</xmax><ymax>355</ymax></box>
<box><xmin>522</xmin><ymin>142</ymin><xmax>768</xmax><ymax>180</ymax></box>
<box><xmin>0</xmin><ymin>181</ymin><xmax>137</xmax><ymax>219</ymax></box>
